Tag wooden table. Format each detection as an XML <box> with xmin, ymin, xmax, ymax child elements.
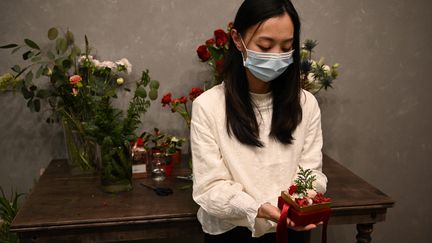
<box><xmin>11</xmin><ymin>155</ymin><xmax>394</xmax><ymax>243</ymax></box>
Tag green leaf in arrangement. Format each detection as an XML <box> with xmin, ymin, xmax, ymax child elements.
<box><xmin>71</xmin><ymin>46</ymin><xmax>81</xmax><ymax>58</ymax></box>
<box><xmin>36</xmin><ymin>89</ymin><xmax>51</xmax><ymax>99</ymax></box>
<box><xmin>21</xmin><ymin>87</ymin><xmax>33</xmax><ymax>99</ymax></box>
<box><xmin>66</xmin><ymin>30</ymin><xmax>74</xmax><ymax>45</ymax></box>
<box><xmin>62</xmin><ymin>59</ymin><xmax>72</xmax><ymax>69</ymax></box>
<box><xmin>27</xmin><ymin>99</ymin><xmax>35</xmax><ymax>112</ymax></box>
<box><xmin>135</xmin><ymin>86</ymin><xmax>147</xmax><ymax>98</ymax></box>
<box><xmin>47</xmin><ymin>27</ymin><xmax>58</xmax><ymax>40</ymax></box>
<box><xmin>11</xmin><ymin>65</ymin><xmax>21</xmax><ymax>73</ymax></box>
<box><xmin>22</xmin><ymin>50</ymin><xmax>33</xmax><ymax>60</ymax></box>
<box><xmin>149</xmin><ymin>80</ymin><xmax>160</xmax><ymax>89</ymax></box>
<box><xmin>11</xmin><ymin>46</ymin><xmax>21</xmax><ymax>54</ymax></box>
<box><xmin>33</xmin><ymin>99</ymin><xmax>41</xmax><ymax>112</ymax></box>
<box><xmin>148</xmin><ymin>89</ymin><xmax>158</xmax><ymax>100</ymax></box>
<box><xmin>24</xmin><ymin>38</ymin><xmax>40</xmax><ymax>50</ymax></box>
<box><xmin>0</xmin><ymin>43</ymin><xmax>18</xmax><ymax>49</ymax></box>
<box><xmin>31</xmin><ymin>56</ymin><xmax>42</xmax><ymax>62</ymax></box>
<box><xmin>24</xmin><ymin>71</ymin><xmax>33</xmax><ymax>85</ymax></box>
<box><xmin>47</xmin><ymin>50</ymin><xmax>55</xmax><ymax>60</ymax></box>
<box><xmin>56</xmin><ymin>38</ymin><xmax>67</xmax><ymax>54</ymax></box>
<box><xmin>36</xmin><ymin>65</ymin><xmax>44</xmax><ymax>78</ymax></box>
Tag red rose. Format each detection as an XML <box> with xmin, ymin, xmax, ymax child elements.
<box><xmin>189</xmin><ymin>87</ymin><xmax>204</xmax><ymax>101</ymax></box>
<box><xmin>179</xmin><ymin>96</ymin><xmax>188</xmax><ymax>104</ymax></box>
<box><xmin>136</xmin><ymin>137</ymin><xmax>144</xmax><ymax>146</ymax></box>
<box><xmin>214</xmin><ymin>29</ymin><xmax>228</xmax><ymax>47</ymax></box>
<box><xmin>206</xmin><ymin>38</ymin><xmax>216</xmax><ymax>46</ymax></box>
<box><xmin>161</xmin><ymin>93</ymin><xmax>172</xmax><ymax>107</ymax></box>
<box><xmin>197</xmin><ymin>45</ymin><xmax>211</xmax><ymax>61</ymax></box>
<box><xmin>288</xmin><ymin>185</ymin><xmax>298</xmax><ymax>195</ymax></box>
<box><xmin>295</xmin><ymin>198</ymin><xmax>308</xmax><ymax>207</ymax></box>
<box><xmin>312</xmin><ymin>192</ymin><xmax>331</xmax><ymax>204</ymax></box>
<box><xmin>69</xmin><ymin>75</ymin><xmax>82</xmax><ymax>85</ymax></box>
<box><xmin>216</xmin><ymin>59</ymin><xmax>224</xmax><ymax>75</ymax></box>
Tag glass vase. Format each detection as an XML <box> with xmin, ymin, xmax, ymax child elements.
<box><xmin>62</xmin><ymin>119</ymin><xmax>98</xmax><ymax>174</ymax></box>
<box><xmin>100</xmin><ymin>143</ymin><xmax>133</xmax><ymax>193</ymax></box>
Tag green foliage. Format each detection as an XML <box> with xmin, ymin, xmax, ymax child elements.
<box><xmin>294</xmin><ymin>166</ymin><xmax>316</xmax><ymax>195</ymax></box>
<box><xmin>0</xmin><ymin>187</ymin><xmax>23</xmax><ymax>243</ymax></box>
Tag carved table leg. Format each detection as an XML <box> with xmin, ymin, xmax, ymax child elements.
<box><xmin>356</xmin><ymin>224</ymin><xmax>374</xmax><ymax>243</ymax></box>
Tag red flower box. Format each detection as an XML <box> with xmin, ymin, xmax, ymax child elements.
<box><xmin>280</xmin><ymin>191</ymin><xmax>331</xmax><ymax>226</ymax></box>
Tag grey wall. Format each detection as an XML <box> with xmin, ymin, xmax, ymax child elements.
<box><xmin>0</xmin><ymin>0</ymin><xmax>430</xmax><ymax>242</ymax></box>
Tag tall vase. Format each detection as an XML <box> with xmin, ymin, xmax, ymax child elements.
<box><xmin>100</xmin><ymin>143</ymin><xmax>133</xmax><ymax>193</ymax></box>
<box><xmin>62</xmin><ymin>119</ymin><xmax>98</xmax><ymax>174</ymax></box>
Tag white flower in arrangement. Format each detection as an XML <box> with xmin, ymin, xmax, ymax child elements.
<box><xmin>306</xmin><ymin>189</ymin><xmax>317</xmax><ymax>198</ymax></box>
<box><xmin>98</xmin><ymin>61</ymin><xmax>117</xmax><ymax>70</ymax></box>
<box><xmin>171</xmin><ymin>136</ymin><xmax>179</xmax><ymax>143</ymax></box>
<box><xmin>116</xmin><ymin>58</ymin><xmax>132</xmax><ymax>74</ymax></box>
<box><xmin>323</xmin><ymin>65</ymin><xmax>331</xmax><ymax>75</ymax></box>
<box><xmin>307</xmin><ymin>73</ymin><xmax>316</xmax><ymax>83</ymax></box>
<box><xmin>78</xmin><ymin>55</ymin><xmax>94</xmax><ymax>64</ymax></box>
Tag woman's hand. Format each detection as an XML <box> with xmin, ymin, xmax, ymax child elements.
<box><xmin>257</xmin><ymin>202</ymin><xmax>320</xmax><ymax>231</ymax></box>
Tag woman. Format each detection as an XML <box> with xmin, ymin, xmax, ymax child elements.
<box><xmin>191</xmin><ymin>0</ymin><xmax>328</xmax><ymax>242</ymax></box>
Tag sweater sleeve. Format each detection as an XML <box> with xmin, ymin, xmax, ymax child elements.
<box><xmin>190</xmin><ymin>100</ymin><xmax>262</xmax><ymax>235</ymax></box>
<box><xmin>298</xmin><ymin>92</ymin><xmax>328</xmax><ymax>193</ymax></box>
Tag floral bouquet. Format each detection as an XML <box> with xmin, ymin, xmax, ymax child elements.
<box><xmin>300</xmin><ymin>39</ymin><xmax>340</xmax><ymax>94</ymax></box>
<box><xmin>160</xmin><ymin>87</ymin><xmax>204</xmax><ymax>129</ymax></box>
<box><xmin>0</xmin><ymin>28</ymin><xmax>160</xmax><ymax>190</ymax></box>
<box><xmin>196</xmin><ymin>22</ymin><xmax>232</xmax><ymax>88</ymax></box>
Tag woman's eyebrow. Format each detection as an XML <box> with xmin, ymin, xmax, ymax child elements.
<box><xmin>257</xmin><ymin>36</ymin><xmax>294</xmax><ymax>43</ymax></box>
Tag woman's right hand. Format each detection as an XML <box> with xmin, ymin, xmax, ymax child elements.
<box><xmin>257</xmin><ymin>202</ymin><xmax>319</xmax><ymax>231</ymax></box>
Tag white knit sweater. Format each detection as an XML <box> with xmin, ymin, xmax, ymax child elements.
<box><xmin>191</xmin><ymin>83</ymin><xmax>327</xmax><ymax>237</ymax></box>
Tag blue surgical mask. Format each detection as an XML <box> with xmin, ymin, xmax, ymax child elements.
<box><xmin>240</xmin><ymin>37</ymin><xmax>294</xmax><ymax>82</ymax></box>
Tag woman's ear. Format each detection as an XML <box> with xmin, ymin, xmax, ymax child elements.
<box><xmin>231</xmin><ymin>29</ymin><xmax>243</xmax><ymax>52</ymax></box>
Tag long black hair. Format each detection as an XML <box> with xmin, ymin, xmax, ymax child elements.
<box><xmin>223</xmin><ymin>0</ymin><xmax>302</xmax><ymax>147</ymax></box>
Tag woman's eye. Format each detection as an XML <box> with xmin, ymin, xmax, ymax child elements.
<box><xmin>258</xmin><ymin>46</ymin><xmax>271</xmax><ymax>51</ymax></box>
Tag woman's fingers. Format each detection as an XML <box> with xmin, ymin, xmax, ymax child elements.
<box><xmin>288</xmin><ymin>223</ymin><xmax>317</xmax><ymax>231</ymax></box>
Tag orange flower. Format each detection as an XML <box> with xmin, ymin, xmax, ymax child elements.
<box><xmin>69</xmin><ymin>75</ymin><xmax>82</xmax><ymax>85</ymax></box>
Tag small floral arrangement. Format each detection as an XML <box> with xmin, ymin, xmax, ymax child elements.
<box><xmin>160</xmin><ymin>87</ymin><xmax>204</xmax><ymax>129</ymax></box>
<box><xmin>300</xmin><ymin>39</ymin><xmax>340</xmax><ymax>94</ymax></box>
<box><xmin>140</xmin><ymin>128</ymin><xmax>186</xmax><ymax>156</ymax></box>
<box><xmin>196</xmin><ymin>22</ymin><xmax>232</xmax><ymax>88</ymax></box>
<box><xmin>287</xmin><ymin>166</ymin><xmax>331</xmax><ymax>207</ymax></box>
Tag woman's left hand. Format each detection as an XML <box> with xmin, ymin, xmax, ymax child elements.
<box><xmin>257</xmin><ymin>202</ymin><xmax>321</xmax><ymax>231</ymax></box>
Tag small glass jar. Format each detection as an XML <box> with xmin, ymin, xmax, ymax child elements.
<box><xmin>151</xmin><ymin>152</ymin><xmax>166</xmax><ymax>181</ymax></box>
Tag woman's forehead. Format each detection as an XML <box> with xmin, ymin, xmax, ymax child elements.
<box><xmin>245</xmin><ymin>12</ymin><xmax>294</xmax><ymax>41</ymax></box>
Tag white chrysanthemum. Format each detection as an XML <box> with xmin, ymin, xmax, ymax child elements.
<box><xmin>323</xmin><ymin>65</ymin><xmax>331</xmax><ymax>75</ymax></box>
<box><xmin>307</xmin><ymin>73</ymin><xmax>316</xmax><ymax>83</ymax></box>
<box><xmin>99</xmin><ymin>61</ymin><xmax>117</xmax><ymax>70</ymax></box>
<box><xmin>78</xmin><ymin>55</ymin><xmax>94</xmax><ymax>64</ymax></box>
<box><xmin>116</xmin><ymin>58</ymin><xmax>132</xmax><ymax>74</ymax></box>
